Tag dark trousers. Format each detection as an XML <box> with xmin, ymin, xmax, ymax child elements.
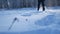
<box><xmin>38</xmin><ymin>1</ymin><xmax>45</xmax><ymax>11</ymax></box>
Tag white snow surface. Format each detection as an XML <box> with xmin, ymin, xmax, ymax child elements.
<box><xmin>0</xmin><ymin>8</ymin><xmax>60</xmax><ymax>32</ymax></box>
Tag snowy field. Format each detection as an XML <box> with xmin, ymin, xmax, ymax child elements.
<box><xmin>0</xmin><ymin>7</ymin><xmax>60</xmax><ymax>34</ymax></box>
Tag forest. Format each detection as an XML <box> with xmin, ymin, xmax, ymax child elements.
<box><xmin>0</xmin><ymin>0</ymin><xmax>60</xmax><ymax>9</ymax></box>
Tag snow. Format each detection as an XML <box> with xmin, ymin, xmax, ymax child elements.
<box><xmin>0</xmin><ymin>8</ymin><xmax>60</xmax><ymax>34</ymax></box>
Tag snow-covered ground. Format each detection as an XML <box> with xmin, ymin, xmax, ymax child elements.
<box><xmin>0</xmin><ymin>8</ymin><xmax>60</xmax><ymax>34</ymax></box>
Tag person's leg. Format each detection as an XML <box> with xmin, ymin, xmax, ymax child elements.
<box><xmin>37</xmin><ymin>1</ymin><xmax>40</xmax><ymax>11</ymax></box>
<box><xmin>42</xmin><ymin>1</ymin><xmax>45</xmax><ymax>11</ymax></box>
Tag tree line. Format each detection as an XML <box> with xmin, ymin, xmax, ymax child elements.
<box><xmin>0</xmin><ymin>0</ymin><xmax>60</xmax><ymax>9</ymax></box>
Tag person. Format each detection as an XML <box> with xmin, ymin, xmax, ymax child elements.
<box><xmin>37</xmin><ymin>0</ymin><xmax>45</xmax><ymax>11</ymax></box>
